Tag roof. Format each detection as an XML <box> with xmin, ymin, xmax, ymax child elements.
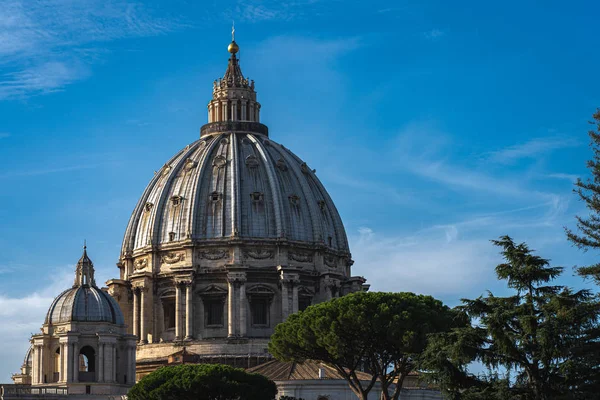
<box><xmin>120</xmin><ymin>132</ymin><xmax>351</xmax><ymax>256</ymax></box>
<box><xmin>247</xmin><ymin>359</ymin><xmax>374</xmax><ymax>382</ymax></box>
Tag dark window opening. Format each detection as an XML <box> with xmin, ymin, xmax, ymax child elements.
<box><xmin>328</xmin><ymin>236</ymin><xmax>333</xmax><ymax>247</ymax></box>
<box><xmin>251</xmin><ymin>298</ymin><xmax>269</xmax><ymax>326</ymax></box>
<box><xmin>163</xmin><ymin>297</ymin><xmax>176</xmax><ymax>330</ymax></box>
<box><xmin>205</xmin><ymin>299</ymin><xmax>224</xmax><ymax>326</ymax></box>
<box><xmin>169</xmin><ymin>232</ymin><xmax>176</xmax><ymax>242</ymax></box>
<box><xmin>299</xmin><ymin>297</ymin><xmax>312</xmax><ymax>312</ymax></box>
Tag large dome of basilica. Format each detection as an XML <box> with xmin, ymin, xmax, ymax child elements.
<box><xmin>121</xmin><ymin>126</ymin><xmax>349</xmax><ymax>256</ymax></box>
<box><xmin>106</xmin><ymin>34</ymin><xmax>367</xmax><ymax>378</ymax></box>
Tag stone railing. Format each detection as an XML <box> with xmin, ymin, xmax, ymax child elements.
<box><xmin>200</xmin><ymin>121</ymin><xmax>268</xmax><ymax>137</ymax></box>
<box><xmin>1</xmin><ymin>384</ymin><xmax>68</xmax><ymax>399</ymax></box>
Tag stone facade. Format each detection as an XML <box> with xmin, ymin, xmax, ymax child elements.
<box><xmin>107</xmin><ymin>34</ymin><xmax>368</xmax><ymax>378</ymax></box>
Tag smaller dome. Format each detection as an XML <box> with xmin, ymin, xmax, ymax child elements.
<box><xmin>23</xmin><ymin>345</ymin><xmax>32</xmax><ymax>367</ymax></box>
<box><xmin>228</xmin><ymin>40</ymin><xmax>239</xmax><ymax>54</ymax></box>
<box><xmin>45</xmin><ymin>286</ymin><xmax>125</xmax><ymax>325</ymax></box>
<box><xmin>44</xmin><ymin>246</ymin><xmax>125</xmax><ymax>325</ymax></box>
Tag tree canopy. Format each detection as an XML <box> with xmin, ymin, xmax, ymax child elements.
<box><xmin>268</xmin><ymin>291</ymin><xmax>459</xmax><ymax>400</ymax></box>
<box><xmin>566</xmin><ymin>108</ymin><xmax>600</xmax><ymax>284</ymax></box>
<box><xmin>127</xmin><ymin>363</ymin><xmax>277</xmax><ymax>400</ymax></box>
<box><xmin>422</xmin><ymin>236</ymin><xmax>600</xmax><ymax>400</ymax></box>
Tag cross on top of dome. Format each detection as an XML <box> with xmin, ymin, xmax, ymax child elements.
<box><xmin>74</xmin><ymin>241</ymin><xmax>96</xmax><ymax>287</ymax></box>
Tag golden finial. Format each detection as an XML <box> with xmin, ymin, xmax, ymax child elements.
<box><xmin>228</xmin><ymin>22</ymin><xmax>239</xmax><ymax>54</ymax></box>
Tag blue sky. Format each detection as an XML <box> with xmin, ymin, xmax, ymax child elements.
<box><xmin>1</xmin><ymin>0</ymin><xmax>600</xmax><ymax>382</ymax></box>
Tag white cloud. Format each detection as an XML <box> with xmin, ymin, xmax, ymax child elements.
<box><xmin>350</xmin><ymin>226</ymin><xmax>499</xmax><ymax>299</ymax></box>
<box><xmin>486</xmin><ymin>136</ymin><xmax>580</xmax><ymax>164</ymax></box>
<box><xmin>545</xmin><ymin>172</ymin><xmax>579</xmax><ymax>182</ymax></box>
<box><xmin>0</xmin><ymin>0</ymin><xmax>181</xmax><ymax>100</ymax></box>
<box><xmin>0</xmin><ymin>61</ymin><xmax>90</xmax><ymax>98</ymax></box>
<box><xmin>424</xmin><ymin>29</ymin><xmax>445</xmax><ymax>40</ymax></box>
<box><xmin>0</xmin><ymin>267</ymin><xmax>73</xmax><ymax>382</ymax></box>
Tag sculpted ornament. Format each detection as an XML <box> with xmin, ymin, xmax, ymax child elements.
<box><xmin>245</xmin><ymin>249</ymin><xmax>273</xmax><ymax>260</ymax></box>
<box><xmin>200</xmin><ymin>249</ymin><xmax>228</xmax><ymax>260</ymax></box>
<box><xmin>162</xmin><ymin>252</ymin><xmax>185</xmax><ymax>264</ymax></box>
<box><xmin>245</xmin><ymin>155</ymin><xmax>259</xmax><ymax>168</ymax></box>
<box><xmin>213</xmin><ymin>155</ymin><xmax>227</xmax><ymax>168</ymax></box>
<box><xmin>134</xmin><ymin>258</ymin><xmax>148</xmax><ymax>270</ymax></box>
<box><xmin>324</xmin><ymin>255</ymin><xmax>337</xmax><ymax>268</ymax></box>
<box><xmin>289</xmin><ymin>252</ymin><xmax>313</xmax><ymax>263</ymax></box>
<box><xmin>185</xmin><ymin>158</ymin><xmax>197</xmax><ymax>171</ymax></box>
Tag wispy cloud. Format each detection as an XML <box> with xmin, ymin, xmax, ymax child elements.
<box><xmin>389</xmin><ymin>122</ymin><xmax>556</xmax><ymax>201</ymax></box>
<box><xmin>225</xmin><ymin>0</ymin><xmax>330</xmax><ymax>23</ymax></box>
<box><xmin>424</xmin><ymin>29</ymin><xmax>445</xmax><ymax>40</ymax></box>
<box><xmin>351</xmin><ymin>226</ymin><xmax>499</xmax><ymax>299</ymax></box>
<box><xmin>546</xmin><ymin>172</ymin><xmax>579</xmax><ymax>182</ymax></box>
<box><xmin>0</xmin><ymin>163</ymin><xmax>109</xmax><ymax>179</ymax></box>
<box><xmin>0</xmin><ymin>266</ymin><xmax>73</xmax><ymax>381</ymax></box>
<box><xmin>0</xmin><ymin>0</ymin><xmax>181</xmax><ymax>100</ymax></box>
<box><xmin>0</xmin><ymin>132</ymin><xmax>10</xmax><ymax>139</ymax></box>
<box><xmin>486</xmin><ymin>136</ymin><xmax>580</xmax><ymax>164</ymax></box>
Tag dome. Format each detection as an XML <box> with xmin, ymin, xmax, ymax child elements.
<box><xmin>121</xmin><ymin>133</ymin><xmax>350</xmax><ymax>255</ymax></box>
<box><xmin>45</xmin><ymin>247</ymin><xmax>125</xmax><ymax>325</ymax></box>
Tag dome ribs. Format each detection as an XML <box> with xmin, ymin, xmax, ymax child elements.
<box><xmin>189</xmin><ymin>135</ymin><xmax>221</xmax><ymax>240</ymax></box>
<box><xmin>250</xmin><ymin>134</ymin><xmax>284</xmax><ymax>238</ymax></box>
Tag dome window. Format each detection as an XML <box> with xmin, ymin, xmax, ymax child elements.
<box><xmin>276</xmin><ymin>158</ymin><xmax>287</xmax><ymax>171</ymax></box>
<box><xmin>250</xmin><ymin>192</ymin><xmax>263</xmax><ymax>202</ymax></box>
<box><xmin>328</xmin><ymin>236</ymin><xmax>333</xmax><ymax>247</ymax></box>
<box><xmin>245</xmin><ymin>155</ymin><xmax>259</xmax><ymax>168</ymax></box>
<box><xmin>317</xmin><ymin>200</ymin><xmax>326</xmax><ymax>211</ymax></box>
<box><xmin>171</xmin><ymin>195</ymin><xmax>182</xmax><ymax>207</ymax></box>
<box><xmin>289</xmin><ymin>194</ymin><xmax>300</xmax><ymax>206</ymax></box>
<box><xmin>209</xmin><ymin>191</ymin><xmax>222</xmax><ymax>202</ymax></box>
<box><xmin>144</xmin><ymin>202</ymin><xmax>153</xmax><ymax>212</ymax></box>
<box><xmin>213</xmin><ymin>155</ymin><xmax>227</xmax><ymax>169</ymax></box>
<box><xmin>169</xmin><ymin>232</ymin><xmax>176</xmax><ymax>242</ymax></box>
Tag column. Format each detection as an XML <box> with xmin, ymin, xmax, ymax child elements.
<box><xmin>130</xmin><ymin>344</ymin><xmax>137</xmax><ymax>384</ymax></box>
<box><xmin>63</xmin><ymin>342</ymin><xmax>70</xmax><ymax>383</ymax></box>
<box><xmin>140</xmin><ymin>288</ymin><xmax>147</xmax><ymax>344</ymax></box>
<box><xmin>228</xmin><ymin>279</ymin><xmax>235</xmax><ymax>337</ymax></box>
<box><xmin>249</xmin><ymin>103</ymin><xmax>255</xmax><ymax>122</ymax></box>
<box><xmin>281</xmin><ymin>281</ymin><xmax>289</xmax><ymax>320</ymax></box>
<box><xmin>185</xmin><ymin>283</ymin><xmax>193</xmax><ymax>340</ymax></box>
<box><xmin>72</xmin><ymin>343</ymin><xmax>79</xmax><ymax>383</ymax></box>
<box><xmin>38</xmin><ymin>345</ymin><xmax>44</xmax><ymax>384</ymax></box>
<box><xmin>133</xmin><ymin>288</ymin><xmax>139</xmax><ymax>339</ymax></box>
<box><xmin>241</xmin><ymin>100</ymin><xmax>247</xmax><ymax>120</ymax></box>
<box><xmin>175</xmin><ymin>284</ymin><xmax>182</xmax><ymax>339</ymax></box>
<box><xmin>98</xmin><ymin>343</ymin><xmax>104</xmax><ymax>383</ymax></box>
<box><xmin>222</xmin><ymin>101</ymin><xmax>227</xmax><ymax>121</ymax></box>
<box><xmin>232</xmin><ymin>100</ymin><xmax>238</xmax><ymax>120</ymax></box>
<box><xmin>292</xmin><ymin>283</ymin><xmax>299</xmax><ymax>314</ymax></box>
<box><xmin>112</xmin><ymin>345</ymin><xmax>117</xmax><ymax>383</ymax></box>
<box><xmin>126</xmin><ymin>345</ymin><xmax>132</xmax><ymax>384</ymax></box>
<box><xmin>31</xmin><ymin>346</ymin><xmax>36</xmax><ymax>384</ymax></box>
<box><xmin>239</xmin><ymin>281</ymin><xmax>247</xmax><ymax>337</ymax></box>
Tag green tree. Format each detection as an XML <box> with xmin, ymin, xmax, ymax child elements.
<box><xmin>566</xmin><ymin>108</ymin><xmax>600</xmax><ymax>284</ymax></box>
<box><xmin>422</xmin><ymin>236</ymin><xmax>600</xmax><ymax>400</ymax></box>
<box><xmin>127</xmin><ymin>363</ymin><xmax>277</xmax><ymax>400</ymax></box>
<box><xmin>268</xmin><ymin>291</ymin><xmax>458</xmax><ymax>400</ymax></box>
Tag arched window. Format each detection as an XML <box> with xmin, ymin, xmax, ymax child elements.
<box><xmin>79</xmin><ymin>346</ymin><xmax>96</xmax><ymax>382</ymax></box>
